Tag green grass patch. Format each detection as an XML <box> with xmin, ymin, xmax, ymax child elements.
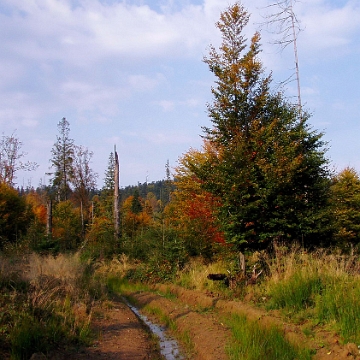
<box><xmin>143</xmin><ymin>305</ymin><xmax>177</xmax><ymax>331</ymax></box>
<box><xmin>225</xmin><ymin>314</ymin><xmax>313</xmax><ymax>360</ymax></box>
<box><xmin>156</xmin><ymin>287</ymin><xmax>178</xmax><ymax>300</ymax></box>
<box><xmin>267</xmin><ymin>271</ymin><xmax>323</xmax><ymax>314</ymax></box>
<box><xmin>315</xmin><ymin>276</ymin><xmax>360</xmax><ymax>343</ymax></box>
<box><xmin>106</xmin><ymin>276</ymin><xmax>149</xmax><ymax>295</ymax></box>
<box><xmin>179</xmin><ymin>329</ymin><xmax>195</xmax><ymax>358</ymax></box>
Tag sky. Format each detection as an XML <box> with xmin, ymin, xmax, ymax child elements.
<box><xmin>1</xmin><ymin>0</ymin><xmax>359</xmax><ymax>188</ymax></box>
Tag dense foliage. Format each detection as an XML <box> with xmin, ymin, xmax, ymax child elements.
<box><xmin>0</xmin><ymin>183</ymin><xmax>32</xmax><ymax>248</ymax></box>
<box><xmin>184</xmin><ymin>3</ymin><xmax>330</xmax><ymax>250</ymax></box>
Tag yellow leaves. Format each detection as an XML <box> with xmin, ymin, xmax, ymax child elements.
<box><xmin>25</xmin><ymin>192</ymin><xmax>47</xmax><ymax>225</ymax></box>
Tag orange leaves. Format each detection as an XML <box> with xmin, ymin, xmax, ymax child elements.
<box><xmin>122</xmin><ymin>193</ymin><xmax>152</xmax><ymax>238</ymax></box>
<box><xmin>184</xmin><ymin>193</ymin><xmax>225</xmax><ymax>244</ymax></box>
<box><xmin>25</xmin><ymin>192</ymin><xmax>47</xmax><ymax>225</ymax></box>
<box><xmin>173</xmin><ymin>146</ymin><xmax>225</xmax><ymax>245</ymax></box>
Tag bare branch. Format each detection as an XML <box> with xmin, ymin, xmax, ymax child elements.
<box><xmin>0</xmin><ymin>131</ymin><xmax>38</xmax><ymax>186</ymax></box>
<box><xmin>259</xmin><ymin>0</ymin><xmax>303</xmax><ymax>113</ymax></box>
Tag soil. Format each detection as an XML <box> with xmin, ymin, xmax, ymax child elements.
<box><xmin>39</xmin><ymin>295</ymin><xmax>162</xmax><ymax>360</ymax></box>
<box><xmin>39</xmin><ymin>284</ymin><xmax>360</xmax><ymax>360</ymax></box>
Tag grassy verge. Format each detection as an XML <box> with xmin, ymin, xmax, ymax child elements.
<box><xmin>170</xmin><ymin>247</ymin><xmax>360</xmax><ymax>346</ymax></box>
<box><xmin>224</xmin><ymin>313</ymin><xmax>313</xmax><ymax>360</ymax></box>
<box><xmin>255</xmin><ymin>247</ymin><xmax>360</xmax><ymax>344</ymax></box>
<box><xmin>0</xmin><ymin>252</ymin><xmax>106</xmax><ymax>359</ymax></box>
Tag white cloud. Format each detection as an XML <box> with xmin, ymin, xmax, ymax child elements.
<box><xmin>298</xmin><ymin>0</ymin><xmax>360</xmax><ymax>54</ymax></box>
<box><xmin>128</xmin><ymin>73</ymin><xmax>165</xmax><ymax>92</ymax></box>
<box><xmin>0</xmin><ymin>0</ymin><xmax>219</xmax><ymax>66</ymax></box>
<box><xmin>156</xmin><ymin>100</ymin><xmax>175</xmax><ymax>112</ymax></box>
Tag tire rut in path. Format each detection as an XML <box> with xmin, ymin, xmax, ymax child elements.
<box><xmin>62</xmin><ymin>296</ymin><xmax>163</xmax><ymax>360</ymax></box>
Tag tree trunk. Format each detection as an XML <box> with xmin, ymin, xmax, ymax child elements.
<box><xmin>239</xmin><ymin>251</ymin><xmax>246</xmax><ymax>277</ymax></box>
<box><xmin>114</xmin><ymin>148</ymin><xmax>120</xmax><ymax>239</ymax></box>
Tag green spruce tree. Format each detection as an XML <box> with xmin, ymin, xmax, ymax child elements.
<box><xmin>193</xmin><ymin>3</ymin><xmax>329</xmax><ymax>250</ymax></box>
<box><xmin>131</xmin><ymin>188</ymin><xmax>142</xmax><ymax>214</ymax></box>
<box><xmin>49</xmin><ymin>118</ymin><xmax>75</xmax><ymax>201</ymax></box>
<box><xmin>103</xmin><ymin>152</ymin><xmax>115</xmax><ymax>193</ymax></box>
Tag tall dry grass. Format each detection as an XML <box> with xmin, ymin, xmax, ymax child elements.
<box><xmin>175</xmin><ymin>256</ymin><xmax>235</xmax><ymax>292</ymax></box>
<box><xmin>172</xmin><ymin>246</ymin><xmax>360</xmax><ymax>344</ymax></box>
<box><xmin>0</xmin><ymin>252</ymin><xmax>102</xmax><ymax>359</ymax></box>
<box><xmin>254</xmin><ymin>244</ymin><xmax>360</xmax><ymax>344</ymax></box>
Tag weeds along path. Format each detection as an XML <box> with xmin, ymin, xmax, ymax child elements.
<box><xmin>127</xmin><ymin>284</ymin><xmax>360</xmax><ymax>360</ymax></box>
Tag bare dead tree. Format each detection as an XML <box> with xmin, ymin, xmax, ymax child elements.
<box><xmin>261</xmin><ymin>0</ymin><xmax>303</xmax><ymax>115</ymax></box>
<box><xmin>0</xmin><ymin>131</ymin><xmax>38</xmax><ymax>186</ymax></box>
<box><xmin>72</xmin><ymin>145</ymin><xmax>98</xmax><ymax>233</ymax></box>
<box><xmin>114</xmin><ymin>146</ymin><xmax>120</xmax><ymax>239</ymax></box>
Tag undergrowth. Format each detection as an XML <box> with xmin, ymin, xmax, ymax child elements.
<box><xmin>254</xmin><ymin>245</ymin><xmax>360</xmax><ymax>344</ymax></box>
<box><xmin>0</xmin><ymin>252</ymin><xmax>105</xmax><ymax>359</ymax></box>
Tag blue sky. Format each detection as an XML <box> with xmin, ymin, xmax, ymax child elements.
<box><xmin>1</xmin><ymin>0</ymin><xmax>359</xmax><ymax>188</ymax></box>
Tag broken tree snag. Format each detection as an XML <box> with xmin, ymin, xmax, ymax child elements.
<box><xmin>114</xmin><ymin>146</ymin><xmax>120</xmax><ymax>239</ymax></box>
<box><xmin>239</xmin><ymin>252</ymin><xmax>246</xmax><ymax>277</ymax></box>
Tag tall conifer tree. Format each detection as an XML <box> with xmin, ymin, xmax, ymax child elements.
<box><xmin>49</xmin><ymin>118</ymin><xmax>75</xmax><ymax>201</ymax></box>
<box><xmin>103</xmin><ymin>152</ymin><xmax>115</xmax><ymax>193</ymax></box>
<box><xmin>193</xmin><ymin>3</ymin><xmax>329</xmax><ymax>250</ymax></box>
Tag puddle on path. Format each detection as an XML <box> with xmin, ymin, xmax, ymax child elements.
<box><xmin>123</xmin><ymin>298</ymin><xmax>184</xmax><ymax>360</ymax></box>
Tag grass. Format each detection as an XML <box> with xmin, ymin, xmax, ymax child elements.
<box><xmin>175</xmin><ymin>256</ymin><xmax>235</xmax><ymax>294</ymax></box>
<box><xmin>224</xmin><ymin>313</ymin><xmax>313</xmax><ymax>360</ymax></box>
<box><xmin>315</xmin><ymin>275</ymin><xmax>360</xmax><ymax>343</ymax></box>
<box><xmin>0</xmin><ymin>252</ymin><xmax>103</xmax><ymax>359</ymax></box>
<box><xmin>253</xmin><ymin>246</ymin><xmax>360</xmax><ymax>344</ymax></box>
<box><xmin>178</xmin><ymin>329</ymin><xmax>195</xmax><ymax>358</ymax></box>
<box><xmin>171</xmin><ymin>247</ymin><xmax>360</xmax><ymax>345</ymax></box>
<box><xmin>266</xmin><ymin>270</ymin><xmax>322</xmax><ymax>313</ymax></box>
<box><xmin>143</xmin><ymin>305</ymin><xmax>177</xmax><ymax>331</ymax></box>
<box><xmin>106</xmin><ymin>275</ymin><xmax>149</xmax><ymax>295</ymax></box>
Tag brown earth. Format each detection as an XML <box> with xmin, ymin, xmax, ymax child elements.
<box><xmin>40</xmin><ymin>284</ymin><xmax>360</xmax><ymax>360</ymax></box>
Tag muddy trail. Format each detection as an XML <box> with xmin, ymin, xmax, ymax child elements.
<box><xmin>52</xmin><ymin>284</ymin><xmax>360</xmax><ymax>360</ymax></box>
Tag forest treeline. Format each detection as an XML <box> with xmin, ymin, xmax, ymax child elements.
<box><xmin>1</xmin><ymin>2</ymin><xmax>360</xmax><ymax>269</ymax></box>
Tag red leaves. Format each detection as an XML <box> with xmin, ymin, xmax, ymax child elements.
<box><xmin>185</xmin><ymin>192</ymin><xmax>225</xmax><ymax>244</ymax></box>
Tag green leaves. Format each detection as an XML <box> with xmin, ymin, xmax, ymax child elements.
<box><xmin>329</xmin><ymin>167</ymin><xmax>360</xmax><ymax>249</ymax></box>
<box><xmin>0</xmin><ymin>182</ymin><xmax>32</xmax><ymax>247</ymax></box>
<box><xmin>195</xmin><ymin>3</ymin><xmax>330</xmax><ymax>250</ymax></box>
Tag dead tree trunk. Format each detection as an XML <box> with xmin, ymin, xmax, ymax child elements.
<box><xmin>239</xmin><ymin>252</ymin><xmax>246</xmax><ymax>277</ymax></box>
<box><xmin>114</xmin><ymin>147</ymin><xmax>120</xmax><ymax>239</ymax></box>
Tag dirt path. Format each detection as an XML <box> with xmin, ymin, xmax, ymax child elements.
<box><xmin>56</xmin><ymin>285</ymin><xmax>360</xmax><ymax>360</ymax></box>
<box><xmin>43</xmin><ymin>296</ymin><xmax>163</xmax><ymax>360</ymax></box>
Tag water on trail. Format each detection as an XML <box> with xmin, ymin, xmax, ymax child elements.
<box><xmin>124</xmin><ymin>298</ymin><xmax>184</xmax><ymax>360</ymax></box>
